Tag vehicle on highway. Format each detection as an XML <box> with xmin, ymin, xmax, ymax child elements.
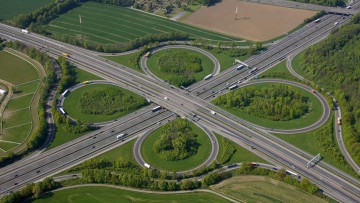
<box><xmin>286</xmin><ymin>170</ymin><xmax>298</xmax><ymax>176</ymax></box>
<box><xmin>144</xmin><ymin>52</ymin><xmax>151</xmax><ymax>58</ymax></box>
<box><xmin>211</xmin><ymin>110</ymin><xmax>216</xmax><ymax>115</ymax></box>
<box><xmin>250</xmin><ymin>162</ymin><xmax>258</xmax><ymax>167</ymax></box>
<box><xmin>152</xmin><ymin>106</ymin><xmax>161</xmax><ymax>112</ymax></box>
<box><xmin>229</xmin><ymin>84</ymin><xmax>238</xmax><ymax>90</ymax></box>
<box><xmin>236</xmin><ymin>64</ymin><xmax>244</xmax><ymax>70</ymax></box>
<box><xmin>227</xmin><ymin>163</ymin><xmax>238</xmax><ymax>168</ymax></box>
<box><xmin>62</xmin><ymin>89</ymin><xmax>69</xmax><ymax>97</ymax></box>
<box><xmin>346</xmin><ymin>5</ymin><xmax>351</xmax><ymax>9</ymax></box>
<box><xmin>21</xmin><ymin>29</ymin><xmax>28</xmax><ymax>34</ymax></box>
<box><xmin>311</xmin><ymin>89</ymin><xmax>316</xmax><ymax>93</ymax></box>
<box><xmin>116</xmin><ymin>133</ymin><xmax>126</xmax><ymax>139</ymax></box>
<box><xmin>249</xmin><ymin>67</ymin><xmax>258</xmax><ymax>74</ymax></box>
<box><xmin>83</xmin><ymin>81</ymin><xmax>91</xmax><ymax>84</ymax></box>
<box><xmin>337</xmin><ymin>117</ymin><xmax>342</xmax><ymax>125</ymax></box>
<box><xmin>204</xmin><ymin>74</ymin><xmax>213</xmax><ymax>80</ymax></box>
<box><xmin>59</xmin><ymin>107</ymin><xmax>66</xmax><ymax>115</ymax></box>
<box><xmin>144</xmin><ymin>163</ymin><xmax>151</xmax><ymax>168</ymax></box>
<box><xmin>314</xmin><ymin>18</ymin><xmax>321</xmax><ymax>23</ymax></box>
<box><xmin>164</xmin><ymin>96</ymin><xmax>169</xmax><ymax>100</ymax></box>
<box><xmin>62</xmin><ymin>53</ymin><xmax>70</xmax><ymax>57</ymax></box>
<box><xmin>334</xmin><ymin>22</ymin><xmax>339</xmax><ymax>26</ymax></box>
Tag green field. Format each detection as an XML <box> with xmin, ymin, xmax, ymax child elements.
<box><xmin>211</xmin><ymin>176</ymin><xmax>326</xmax><ymax>203</ymax></box>
<box><xmin>14</xmin><ymin>81</ymin><xmax>39</xmax><ymax>96</ymax></box>
<box><xmin>0</xmin><ymin>123</ymin><xmax>31</xmax><ymax>143</ymax></box>
<box><xmin>103</xmin><ymin>52</ymin><xmax>145</xmax><ymax>74</ymax></box>
<box><xmin>96</xmin><ymin>139</ymin><xmax>137</xmax><ymax>165</ymax></box>
<box><xmin>213</xmin><ymin>83</ymin><xmax>324</xmax><ymax>129</ymax></box>
<box><xmin>215</xmin><ymin>133</ymin><xmax>267</xmax><ymax>164</ymax></box>
<box><xmin>4</xmin><ymin>94</ymin><xmax>33</xmax><ymax>113</ymax></box>
<box><xmin>292</xmin><ymin>50</ymin><xmax>308</xmax><ymax>78</ymax></box>
<box><xmin>46</xmin><ymin>2</ymin><xmax>239</xmax><ymax>45</ymax></box>
<box><xmin>259</xmin><ymin>60</ymin><xmax>300</xmax><ymax>81</ymax></box>
<box><xmin>0</xmin><ymin>51</ymin><xmax>39</xmax><ymax>84</ymax></box>
<box><xmin>75</xmin><ymin>68</ymin><xmax>102</xmax><ymax>84</ymax></box>
<box><xmin>141</xmin><ymin>119</ymin><xmax>212</xmax><ymax>171</ymax></box>
<box><xmin>2</xmin><ymin>109</ymin><xmax>31</xmax><ymax>129</ymax></box>
<box><xmin>63</xmin><ymin>84</ymin><xmax>147</xmax><ymax>123</ymax></box>
<box><xmin>32</xmin><ymin>186</ymin><xmax>231</xmax><ymax>203</ymax></box>
<box><xmin>146</xmin><ymin>48</ymin><xmax>214</xmax><ymax>86</ymax></box>
<box><xmin>0</xmin><ymin>0</ymin><xmax>54</xmax><ymax>21</ymax></box>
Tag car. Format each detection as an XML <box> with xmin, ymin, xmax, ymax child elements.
<box><xmin>346</xmin><ymin>5</ymin><xmax>351</xmax><ymax>9</ymax></box>
<box><xmin>334</xmin><ymin>22</ymin><xmax>339</xmax><ymax>26</ymax></box>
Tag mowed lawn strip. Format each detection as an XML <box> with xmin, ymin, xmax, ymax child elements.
<box><xmin>4</xmin><ymin>93</ymin><xmax>33</xmax><ymax>113</ymax></box>
<box><xmin>292</xmin><ymin>50</ymin><xmax>308</xmax><ymax>78</ymax></box>
<box><xmin>63</xmin><ymin>84</ymin><xmax>147</xmax><ymax>123</ymax></box>
<box><xmin>0</xmin><ymin>142</ymin><xmax>19</xmax><ymax>151</ymax></box>
<box><xmin>13</xmin><ymin>80</ymin><xmax>39</xmax><ymax>97</ymax></box>
<box><xmin>0</xmin><ymin>0</ymin><xmax>53</xmax><ymax>20</ymax></box>
<box><xmin>213</xmin><ymin>83</ymin><xmax>323</xmax><ymax>129</ymax></box>
<box><xmin>0</xmin><ymin>123</ymin><xmax>31</xmax><ymax>143</ymax></box>
<box><xmin>32</xmin><ymin>186</ymin><xmax>231</xmax><ymax>203</ymax></box>
<box><xmin>210</xmin><ymin>176</ymin><xmax>327</xmax><ymax>203</ymax></box>
<box><xmin>75</xmin><ymin>68</ymin><xmax>103</xmax><ymax>84</ymax></box>
<box><xmin>2</xmin><ymin>108</ymin><xmax>31</xmax><ymax>129</ymax></box>
<box><xmin>95</xmin><ymin>139</ymin><xmax>137</xmax><ymax>165</ymax></box>
<box><xmin>259</xmin><ymin>60</ymin><xmax>300</xmax><ymax>81</ymax></box>
<box><xmin>103</xmin><ymin>52</ymin><xmax>145</xmax><ymax>74</ymax></box>
<box><xmin>141</xmin><ymin>120</ymin><xmax>212</xmax><ymax>171</ymax></box>
<box><xmin>46</xmin><ymin>2</ymin><xmax>239</xmax><ymax>45</ymax></box>
<box><xmin>0</xmin><ymin>51</ymin><xmax>39</xmax><ymax>84</ymax></box>
<box><xmin>215</xmin><ymin>133</ymin><xmax>267</xmax><ymax>164</ymax></box>
<box><xmin>146</xmin><ymin>48</ymin><xmax>214</xmax><ymax>86</ymax></box>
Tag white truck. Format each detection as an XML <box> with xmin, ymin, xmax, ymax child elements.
<box><xmin>21</xmin><ymin>29</ymin><xmax>29</xmax><ymax>34</ymax></box>
<box><xmin>116</xmin><ymin>133</ymin><xmax>126</xmax><ymax>139</ymax></box>
<box><xmin>144</xmin><ymin>163</ymin><xmax>151</xmax><ymax>168</ymax></box>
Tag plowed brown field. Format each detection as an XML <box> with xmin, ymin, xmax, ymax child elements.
<box><xmin>184</xmin><ymin>0</ymin><xmax>317</xmax><ymax>41</ymax></box>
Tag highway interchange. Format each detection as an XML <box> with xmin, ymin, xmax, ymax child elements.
<box><xmin>1</xmin><ymin>2</ymin><xmax>360</xmax><ymax>202</ymax></box>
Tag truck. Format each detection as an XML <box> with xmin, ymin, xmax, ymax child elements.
<box><xmin>61</xmin><ymin>89</ymin><xmax>69</xmax><ymax>97</ymax></box>
<box><xmin>204</xmin><ymin>74</ymin><xmax>213</xmax><ymax>80</ymax></box>
<box><xmin>59</xmin><ymin>107</ymin><xmax>66</xmax><ymax>115</ymax></box>
<box><xmin>152</xmin><ymin>106</ymin><xmax>161</xmax><ymax>112</ymax></box>
<box><xmin>314</xmin><ymin>18</ymin><xmax>321</xmax><ymax>23</ymax></box>
<box><xmin>116</xmin><ymin>133</ymin><xmax>126</xmax><ymax>139</ymax></box>
<box><xmin>62</xmin><ymin>53</ymin><xmax>70</xmax><ymax>57</ymax></box>
<box><xmin>228</xmin><ymin>84</ymin><xmax>238</xmax><ymax>90</ymax></box>
<box><xmin>144</xmin><ymin>52</ymin><xmax>151</xmax><ymax>58</ymax></box>
<box><xmin>144</xmin><ymin>163</ymin><xmax>151</xmax><ymax>168</ymax></box>
<box><xmin>337</xmin><ymin>117</ymin><xmax>342</xmax><ymax>125</ymax></box>
<box><xmin>249</xmin><ymin>67</ymin><xmax>258</xmax><ymax>74</ymax></box>
<box><xmin>83</xmin><ymin>81</ymin><xmax>91</xmax><ymax>84</ymax></box>
<box><xmin>21</xmin><ymin>29</ymin><xmax>29</xmax><ymax>34</ymax></box>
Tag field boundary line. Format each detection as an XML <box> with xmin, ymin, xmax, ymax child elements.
<box><xmin>3</xmin><ymin>122</ymin><xmax>32</xmax><ymax>130</ymax></box>
<box><xmin>0</xmin><ymin>140</ymin><xmax>21</xmax><ymax>145</ymax></box>
<box><xmin>0</xmin><ymin>147</ymin><xmax>5</xmax><ymax>152</ymax></box>
<box><xmin>15</xmin><ymin>79</ymin><xmax>40</xmax><ymax>87</ymax></box>
<box><xmin>12</xmin><ymin>92</ymin><xmax>35</xmax><ymax>99</ymax></box>
<box><xmin>3</xmin><ymin>107</ymin><xmax>30</xmax><ymax>115</ymax></box>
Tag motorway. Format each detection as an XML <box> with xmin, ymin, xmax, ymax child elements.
<box><xmin>1</xmin><ymin>9</ymin><xmax>360</xmax><ymax>202</ymax></box>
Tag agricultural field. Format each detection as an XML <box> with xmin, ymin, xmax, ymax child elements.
<box><xmin>32</xmin><ymin>186</ymin><xmax>231</xmax><ymax>203</ymax></box>
<box><xmin>141</xmin><ymin>119</ymin><xmax>212</xmax><ymax>171</ymax></box>
<box><xmin>46</xmin><ymin>2</ymin><xmax>240</xmax><ymax>45</ymax></box>
<box><xmin>146</xmin><ymin>48</ymin><xmax>214</xmax><ymax>87</ymax></box>
<box><xmin>0</xmin><ymin>0</ymin><xmax>54</xmax><ymax>21</ymax></box>
<box><xmin>212</xmin><ymin>83</ymin><xmax>323</xmax><ymax>129</ymax></box>
<box><xmin>0</xmin><ymin>51</ymin><xmax>40</xmax><ymax>153</ymax></box>
<box><xmin>63</xmin><ymin>84</ymin><xmax>148</xmax><ymax>123</ymax></box>
<box><xmin>210</xmin><ymin>176</ymin><xmax>327</xmax><ymax>203</ymax></box>
<box><xmin>184</xmin><ymin>0</ymin><xmax>316</xmax><ymax>41</ymax></box>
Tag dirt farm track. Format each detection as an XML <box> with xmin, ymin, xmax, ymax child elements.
<box><xmin>184</xmin><ymin>0</ymin><xmax>316</xmax><ymax>41</ymax></box>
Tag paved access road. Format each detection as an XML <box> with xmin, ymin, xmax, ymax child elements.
<box><xmin>1</xmin><ymin>12</ymin><xmax>360</xmax><ymax>202</ymax></box>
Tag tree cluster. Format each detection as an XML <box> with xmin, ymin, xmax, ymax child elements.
<box><xmin>213</xmin><ymin>84</ymin><xmax>310</xmax><ymax>121</ymax></box>
<box><xmin>57</xmin><ymin>56</ymin><xmax>76</xmax><ymax>92</ymax></box>
<box><xmin>153</xmin><ymin>119</ymin><xmax>199</xmax><ymax>161</ymax></box>
<box><xmin>289</xmin><ymin>0</ymin><xmax>345</xmax><ymax>6</ymax></box>
<box><xmin>0</xmin><ymin>41</ymin><xmax>57</xmax><ymax>168</ymax></box>
<box><xmin>217</xmin><ymin>136</ymin><xmax>236</xmax><ymax>164</ymax></box>
<box><xmin>299</xmin><ymin>13</ymin><xmax>360</xmax><ymax>166</ymax></box>
<box><xmin>80</xmin><ymin>88</ymin><xmax>147</xmax><ymax>115</ymax></box>
<box><xmin>0</xmin><ymin>178</ymin><xmax>59</xmax><ymax>203</ymax></box>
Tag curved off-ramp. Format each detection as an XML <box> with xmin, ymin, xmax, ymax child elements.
<box><xmin>133</xmin><ymin>121</ymin><xmax>219</xmax><ymax>175</ymax></box>
<box><xmin>140</xmin><ymin>45</ymin><xmax>221</xmax><ymax>84</ymax></box>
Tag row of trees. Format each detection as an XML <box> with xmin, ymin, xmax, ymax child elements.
<box><xmin>216</xmin><ymin>136</ymin><xmax>236</xmax><ymax>164</ymax></box>
<box><xmin>57</xmin><ymin>56</ymin><xmax>76</xmax><ymax>92</ymax></box>
<box><xmin>80</xmin><ymin>88</ymin><xmax>148</xmax><ymax>115</ymax></box>
<box><xmin>290</xmin><ymin>0</ymin><xmax>345</xmax><ymax>6</ymax></box>
<box><xmin>0</xmin><ymin>41</ymin><xmax>57</xmax><ymax>168</ymax></box>
<box><xmin>153</xmin><ymin>119</ymin><xmax>199</xmax><ymax>161</ymax></box>
<box><xmin>299</xmin><ymin>13</ymin><xmax>360</xmax><ymax>166</ymax></box>
<box><xmin>213</xmin><ymin>84</ymin><xmax>310</xmax><ymax>121</ymax></box>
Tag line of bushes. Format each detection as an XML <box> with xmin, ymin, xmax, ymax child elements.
<box><xmin>216</xmin><ymin>136</ymin><xmax>236</xmax><ymax>164</ymax></box>
<box><xmin>0</xmin><ymin>41</ymin><xmax>57</xmax><ymax>168</ymax></box>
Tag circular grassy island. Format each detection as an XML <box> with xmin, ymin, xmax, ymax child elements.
<box><xmin>146</xmin><ymin>48</ymin><xmax>214</xmax><ymax>87</ymax></box>
<box><xmin>212</xmin><ymin>83</ymin><xmax>324</xmax><ymax>130</ymax></box>
<box><xmin>141</xmin><ymin>119</ymin><xmax>212</xmax><ymax>171</ymax></box>
<box><xmin>63</xmin><ymin>84</ymin><xmax>148</xmax><ymax>123</ymax></box>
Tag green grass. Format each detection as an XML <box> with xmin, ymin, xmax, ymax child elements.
<box><xmin>46</xmin><ymin>126</ymin><xmax>88</xmax><ymax>150</ymax></box>
<box><xmin>63</xmin><ymin>84</ymin><xmax>147</xmax><ymax>123</ymax></box>
<box><xmin>292</xmin><ymin>50</ymin><xmax>307</xmax><ymax>78</ymax></box>
<box><xmin>211</xmin><ymin>176</ymin><xmax>327</xmax><ymax>203</ymax></box>
<box><xmin>46</xmin><ymin>2</ymin><xmax>240</xmax><ymax>45</ymax></box>
<box><xmin>2</xmin><ymin>109</ymin><xmax>31</xmax><ymax>129</ymax></box>
<box><xmin>0</xmin><ymin>0</ymin><xmax>54</xmax><ymax>21</ymax></box>
<box><xmin>96</xmin><ymin>139</ymin><xmax>137</xmax><ymax>165</ymax></box>
<box><xmin>205</xmin><ymin>49</ymin><xmax>248</xmax><ymax>72</ymax></box>
<box><xmin>147</xmin><ymin>48</ymin><xmax>214</xmax><ymax>86</ymax></box>
<box><xmin>0</xmin><ymin>51</ymin><xmax>39</xmax><ymax>84</ymax></box>
<box><xmin>75</xmin><ymin>68</ymin><xmax>102</xmax><ymax>84</ymax></box>
<box><xmin>0</xmin><ymin>142</ymin><xmax>19</xmax><ymax>151</ymax></box>
<box><xmin>258</xmin><ymin>61</ymin><xmax>299</xmax><ymax>81</ymax></box>
<box><xmin>141</xmin><ymin>119</ymin><xmax>212</xmax><ymax>171</ymax></box>
<box><xmin>213</xmin><ymin>83</ymin><xmax>324</xmax><ymax>130</ymax></box>
<box><xmin>103</xmin><ymin>52</ymin><xmax>145</xmax><ymax>74</ymax></box>
<box><xmin>215</xmin><ymin>133</ymin><xmax>267</xmax><ymax>164</ymax></box>
<box><xmin>32</xmin><ymin>186</ymin><xmax>231</xmax><ymax>203</ymax></box>
<box><xmin>4</xmin><ymin>94</ymin><xmax>33</xmax><ymax>113</ymax></box>
<box><xmin>0</xmin><ymin>123</ymin><xmax>31</xmax><ymax>143</ymax></box>
<box><xmin>14</xmin><ymin>80</ymin><xmax>39</xmax><ymax>96</ymax></box>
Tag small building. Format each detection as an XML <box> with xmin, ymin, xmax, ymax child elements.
<box><xmin>0</xmin><ymin>89</ymin><xmax>7</xmax><ymax>95</ymax></box>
